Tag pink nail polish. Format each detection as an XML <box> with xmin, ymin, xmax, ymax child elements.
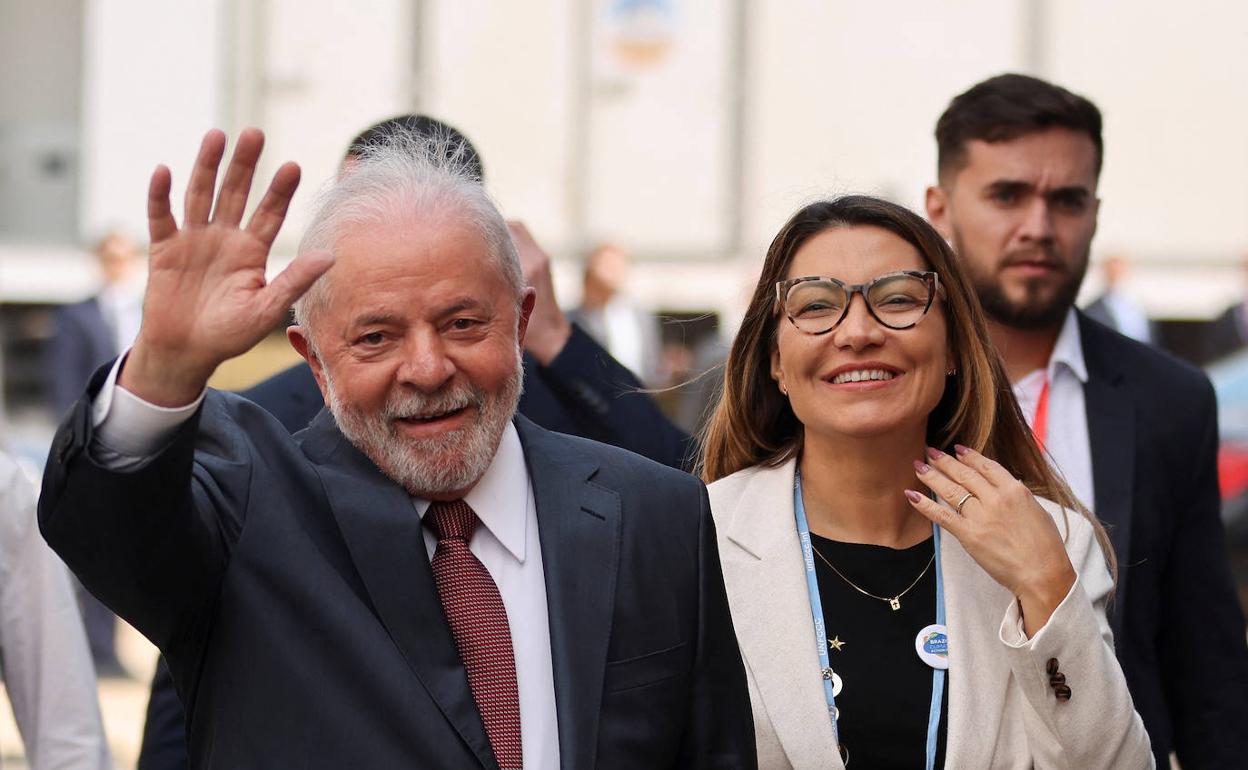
<box><xmin>925</xmin><ymin>446</ymin><xmax>942</xmax><ymax>461</ymax></box>
<box><xmin>954</xmin><ymin>444</ymin><xmax>970</xmax><ymax>457</ymax></box>
<box><xmin>914</xmin><ymin>460</ymin><xmax>930</xmax><ymax>474</ymax></box>
<box><xmin>904</xmin><ymin>489</ymin><xmax>923</xmax><ymax>503</ymax></box>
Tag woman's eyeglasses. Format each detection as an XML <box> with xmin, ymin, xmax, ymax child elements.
<box><xmin>775</xmin><ymin>271</ymin><xmax>942</xmax><ymax>334</ymax></box>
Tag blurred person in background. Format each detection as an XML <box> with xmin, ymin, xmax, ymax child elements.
<box><xmin>700</xmin><ymin>195</ymin><xmax>1150</xmax><ymax>769</ymax></box>
<box><xmin>46</xmin><ymin>231</ymin><xmax>145</xmax><ymax>416</ymax></box>
<box><xmin>0</xmin><ymin>447</ymin><xmax>110</xmax><ymax>769</ymax></box>
<box><xmin>925</xmin><ymin>72</ymin><xmax>1248</xmax><ymax>768</ymax></box>
<box><xmin>137</xmin><ymin>116</ymin><xmax>696</xmax><ymax>770</ymax></box>
<box><xmin>1083</xmin><ymin>254</ymin><xmax>1154</xmax><ymax>344</ymax></box>
<box><xmin>1206</xmin><ymin>254</ymin><xmax>1248</xmax><ymax>363</ymax></box>
<box><xmin>44</xmin><ymin>229</ymin><xmax>146</xmax><ymax>679</ymax></box>
<box><xmin>569</xmin><ymin>243</ymin><xmax>664</xmax><ymax>386</ymax></box>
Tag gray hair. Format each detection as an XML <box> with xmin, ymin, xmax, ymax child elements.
<box><xmin>292</xmin><ymin>129</ymin><xmax>522</xmax><ymax>348</ymax></box>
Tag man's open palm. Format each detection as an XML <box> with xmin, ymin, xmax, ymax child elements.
<box><xmin>123</xmin><ymin>129</ymin><xmax>333</xmax><ymax>405</ymax></box>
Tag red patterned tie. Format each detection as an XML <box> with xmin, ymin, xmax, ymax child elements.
<box><xmin>425</xmin><ymin>500</ymin><xmax>523</xmax><ymax>769</ymax></box>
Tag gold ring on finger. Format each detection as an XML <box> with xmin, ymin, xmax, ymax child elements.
<box><xmin>955</xmin><ymin>491</ymin><xmax>975</xmax><ymax>514</ymax></box>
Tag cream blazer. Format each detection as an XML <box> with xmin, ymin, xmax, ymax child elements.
<box><xmin>708</xmin><ymin>458</ymin><xmax>1153</xmax><ymax>770</ymax></box>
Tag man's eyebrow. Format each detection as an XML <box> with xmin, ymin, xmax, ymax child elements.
<box><xmin>435</xmin><ymin>298</ymin><xmax>489</xmax><ymax>318</ymax></box>
<box><xmin>984</xmin><ymin>179</ymin><xmax>1032</xmax><ymax>194</ymax></box>
<box><xmin>348</xmin><ymin>312</ymin><xmax>403</xmax><ymax>329</ymax></box>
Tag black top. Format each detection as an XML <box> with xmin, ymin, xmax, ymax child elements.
<box><xmin>810</xmin><ymin>533</ymin><xmax>948</xmax><ymax>769</ymax></box>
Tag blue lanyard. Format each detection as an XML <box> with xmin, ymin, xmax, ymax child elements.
<box><xmin>794</xmin><ymin>472</ymin><xmax>946</xmax><ymax>770</ymax></box>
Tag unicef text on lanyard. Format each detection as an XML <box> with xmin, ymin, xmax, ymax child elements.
<box><xmin>794</xmin><ymin>472</ymin><xmax>947</xmax><ymax>770</ymax></box>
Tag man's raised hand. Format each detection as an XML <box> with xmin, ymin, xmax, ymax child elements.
<box><xmin>121</xmin><ymin>129</ymin><xmax>334</xmax><ymax>406</ymax></box>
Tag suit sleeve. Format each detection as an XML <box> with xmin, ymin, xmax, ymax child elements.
<box><xmin>1161</xmin><ymin>382</ymin><xmax>1248</xmax><ymax>767</ymax></box>
<box><xmin>38</xmin><ymin>374</ymin><xmax>250</xmax><ymax>653</ymax></box>
<box><xmin>997</xmin><ymin>513</ymin><xmax>1154</xmax><ymax>769</ymax></box>
<box><xmin>534</xmin><ymin>324</ymin><xmax>695</xmax><ymax>470</ymax></box>
<box><xmin>678</xmin><ymin>483</ymin><xmax>758</xmax><ymax>769</ymax></box>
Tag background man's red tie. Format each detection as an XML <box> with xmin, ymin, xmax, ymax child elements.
<box><xmin>425</xmin><ymin>500</ymin><xmax>523</xmax><ymax>769</ymax></box>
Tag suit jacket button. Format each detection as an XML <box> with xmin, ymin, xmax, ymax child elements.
<box><xmin>1054</xmin><ymin>684</ymin><xmax>1072</xmax><ymax>702</ymax></box>
<box><xmin>1046</xmin><ymin>657</ymin><xmax>1059</xmax><ymax>676</ymax></box>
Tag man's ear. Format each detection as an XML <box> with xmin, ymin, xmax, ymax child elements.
<box><xmin>925</xmin><ymin>185</ymin><xmax>952</xmax><ymax>240</ymax></box>
<box><xmin>287</xmin><ymin>326</ymin><xmax>330</xmax><ymax>402</ymax></box>
<box><xmin>515</xmin><ymin>287</ymin><xmax>537</xmax><ymax>348</ymax></box>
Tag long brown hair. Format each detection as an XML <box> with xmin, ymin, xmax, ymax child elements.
<box><xmin>698</xmin><ymin>195</ymin><xmax>1115</xmax><ymax>579</ymax></box>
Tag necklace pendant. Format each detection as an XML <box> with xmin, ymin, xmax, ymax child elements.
<box><xmin>889</xmin><ymin>597</ymin><xmax>901</xmax><ymax>611</ymax></box>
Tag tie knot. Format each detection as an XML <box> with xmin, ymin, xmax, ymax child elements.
<box><xmin>425</xmin><ymin>499</ymin><xmax>478</xmax><ymax>542</ymax></box>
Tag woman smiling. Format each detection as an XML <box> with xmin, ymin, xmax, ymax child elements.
<box><xmin>699</xmin><ymin>196</ymin><xmax>1151</xmax><ymax>769</ymax></box>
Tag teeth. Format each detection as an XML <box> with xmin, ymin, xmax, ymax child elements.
<box><xmin>832</xmin><ymin>369</ymin><xmax>896</xmax><ymax>385</ymax></box>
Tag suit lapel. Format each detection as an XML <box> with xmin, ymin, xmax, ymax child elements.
<box><xmin>718</xmin><ymin>460</ymin><xmax>842</xmax><ymax>769</ymax></box>
<box><xmin>302</xmin><ymin>412</ymin><xmax>495</xmax><ymax>770</ymax></box>
<box><xmin>1078</xmin><ymin>313</ymin><xmax>1135</xmax><ymax>634</ymax></box>
<box><xmin>515</xmin><ymin>416</ymin><xmax>620</xmax><ymax>770</ymax></box>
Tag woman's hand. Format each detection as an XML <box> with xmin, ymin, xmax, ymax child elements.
<box><xmin>905</xmin><ymin>445</ymin><xmax>1076</xmax><ymax>637</ymax></box>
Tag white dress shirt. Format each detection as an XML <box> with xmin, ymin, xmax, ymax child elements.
<box><xmin>1011</xmin><ymin>308</ymin><xmax>1096</xmax><ymax>513</ymax></box>
<box><xmin>0</xmin><ymin>450</ymin><xmax>111</xmax><ymax>770</ymax></box>
<box><xmin>90</xmin><ymin>358</ymin><xmax>560</xmax><ymax>768</ymax></box>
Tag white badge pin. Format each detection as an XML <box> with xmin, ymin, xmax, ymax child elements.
<box><xmin>915</xmin><ymin>623</ymin><xmax>949</xmax><ymax>670</ymax></box>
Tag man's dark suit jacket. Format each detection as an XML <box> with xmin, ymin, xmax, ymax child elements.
<box><xmin>137</xmin><ymin>322</ymin><xmax>699</xmax><ymax>770</ymax></box>
<box><xmin>40</xmin><ymin>376</ymin><xmax>754</xmax><ymax>769</ymax></box>
<box><xmin>44</xmin><ymin>298</ymin><xmax>116</xmax><ymax>416</ymax></box>
<box><xmin>1079</xmin><ymin>312</ymin><xmax>1248</xmax><ymax>768</ymax></box>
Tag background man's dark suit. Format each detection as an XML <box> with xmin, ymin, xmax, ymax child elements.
<box><xmin>44</xmin><ymin>297</ymin><xmax>126</xmax><ymax>673</ymax></box>
<box><xmin>43</xmin><ymin>376</ymin><xmax>752</xmax><ymax>769</ymax></box>
<box><xmin>45</xmin><ymin>298</ymin><xmax>117</xmax><ymax>416</ymax></box>
<box><xmin>1079</xmin><ymin>312</ymin><xmax>1248</xmax><ymax>767</ymax></box>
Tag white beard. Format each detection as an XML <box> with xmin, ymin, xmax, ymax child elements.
<box><xmin>324</xmin><ymin>350</ymin><xmax>523</xmax><ymax>498</ymax></box>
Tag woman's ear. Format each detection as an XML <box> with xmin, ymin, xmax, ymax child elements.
<box><xmin>770</xmin><ymin>347</ymin><xmax>788</xmax><ymax>395</ymax></box>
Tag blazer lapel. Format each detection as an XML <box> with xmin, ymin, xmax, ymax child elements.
<box><xmin>302</xmin><ymin>412</ymin><xmax>495</xmax><ymax>770</ymax></box>
<box><xmin>1078</xmin><ymin>313</ymin><xmax>1135</xmax><ymax>634</ymax></box>
<box><xmin>515</xmin><ymin>417</ymin><xmax>621</xmax><ymax>770</ymax></box>
<box><xmin>719</xmin><ymin>460</ymin><xmax>842</xmax><ymax>769</ymax></box>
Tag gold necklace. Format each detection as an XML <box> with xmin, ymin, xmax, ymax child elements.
<box><xmin>810</xmin><ymin>543</ymin><xmax>934</xmax><ymax>611</ymax></box>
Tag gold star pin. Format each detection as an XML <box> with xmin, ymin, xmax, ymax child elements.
<box><xmin>828</xmin><ymin>636</ymin><xmax>845</xmax><ymax>652</ymax></box>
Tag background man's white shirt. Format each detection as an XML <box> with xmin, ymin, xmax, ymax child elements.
<box><xmin>1011</xmin><ymin>309</ymin><xmax>1096</xmax><ymax>513</ymax></box>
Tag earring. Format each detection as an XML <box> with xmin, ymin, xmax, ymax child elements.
<box><xmin>779</xmin><ymin>383</ymin><xmax>788</xmax><ymax>396</ymax></box>
<box><xmin>946</xmin><ymin>367</ymin><xmax>957</xmax><ymax>376</ymax></box>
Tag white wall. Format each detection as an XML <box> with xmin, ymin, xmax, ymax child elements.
<box><xmin>80</xmin><ymin>0</ymin><xmax>224</xmax><ymax>241</ymax></box>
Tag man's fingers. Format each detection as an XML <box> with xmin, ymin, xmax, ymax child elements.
<box><xmin>261</xmin><ymin>249</ymin><xmax>336</xmax><ymax>321</ymax></box>
<box><xmin>148</xmin><ymin>165</ymin><xmax>177</xmax><ymax>244</ymax></box>
<box><xmin>184</xmin><ymin>130</ymin><xmax>227</xmax><ymax>227</ymax></box>
<box><xmin>212</xmin><ymin>128</ymin><xmax>265</xmax><ymax>227</ymax></box>
<box><xmin>246</xmin><ymin>162</ymin><xmax>302</xmax><ymax>249</ymax></box>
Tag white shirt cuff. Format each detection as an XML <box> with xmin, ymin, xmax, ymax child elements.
<box><xmin>92</xmin><ymin>351</ymin><xmax>206</xmax><ymax>463</ymax></box>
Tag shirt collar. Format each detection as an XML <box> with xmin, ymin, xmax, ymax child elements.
<box><xmin>415</xmin><ymin>422</ymin><xmax>530</xmax><ymax>562</ymax></box>
<box><xmin>1046</xmin><ymin>307</ymin><xmax>1088</xmax><ymax>384</ymax></box>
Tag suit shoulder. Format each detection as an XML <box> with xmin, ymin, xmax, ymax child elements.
<box><xmin>1081</xmin><ymin>315</ymin><xmax>1213</xmax><ymax>401</ymax></box>
<box><xmin>706</xmin><ymin>464</ymin><xmax>766</xmax><ymax>506</ymax></box>
<box><xmin>546</xmin><ymin>428</ymin><xmax>700</xmax><ymax>490</ymax></box>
